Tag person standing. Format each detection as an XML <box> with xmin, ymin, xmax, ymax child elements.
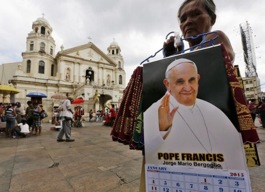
<box><xmin>15</xmin><ymin>102</ymin><xmax>25</xmax><ymax>124</ymax></box>
<box><xmin>139</xmin><ymin>1</ymin><xmax>248</xmax><ymax>191</ymax></box>
<box><xmin>31</xmin><ymin>102</ymin><xmax>42</xmax><ymax>135</ymax></box>
<box><xmin>109</xmin><ymin>104</ymin><xmax>117</xmax><ymax>126</ymax></box>
<box><xmin>247</xmin><ymin>99</ymin><xmax>257</xmax><ymax>122</ymax></box>
<box><xmin>25</xmin><ymin>101</ymin><xmax>34</xmax><ymax>131</ymax></box>
<box><xmin>89</xmin><ymin>109</ymin><xmax>93</xmax><ymax>122</ymax></box>
<box><xmin>0</xmin><ymin>103</ymin><xmax>4</xmax><ymax>122</ymax></box>
<box><xmin>5</xmin><ymin>103</ymin><xmax>17</xmax><ymax>138</ymax></box>
<box><xmin>57</xmin><ymin>97</ymin><xmax>75</xmax><ymax>142</ymax></box>
<box><xmin>257</xmin><ymin>99</ymin><xmax>265</xmax><ymax>128</ymax></box>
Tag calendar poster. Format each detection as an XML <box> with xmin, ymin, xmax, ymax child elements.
<box><xmin>143</xmin><ymin>47</ymin><xmax>252</xmax><ymax>191</ymax></box>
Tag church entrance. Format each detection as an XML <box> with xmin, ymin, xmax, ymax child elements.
<box><xmin>99</xmin><ymin>94</ymin><xmax>112</xmax><ymax>110</ymax></box>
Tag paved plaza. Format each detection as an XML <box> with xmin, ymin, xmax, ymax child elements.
<box><xmin>0</xmin><ymin>121</ymin><xmax>264</xmax><ymax>192</ymax></box>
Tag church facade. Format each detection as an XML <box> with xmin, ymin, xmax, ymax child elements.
<box><xmin>1</xmin><ymin>16</ymin><xmax>126</xmax><ymax>119</ymax></box>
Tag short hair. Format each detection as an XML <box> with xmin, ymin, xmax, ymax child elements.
<box><xmin>178</xmin><ymin>0</ymin><xmax>216</xmax><ymax>21</ymax></box>
<box><xmin>21</xmin><ymin>119</ymin><xmax>27</xmax><ymax>124</ymax></box>
<box><xmin>165</xmin><ymin>58</ymin><xmax>198</xmax><ymax>79</ymax></box>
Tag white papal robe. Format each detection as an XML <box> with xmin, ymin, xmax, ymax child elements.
<box><xmin>144</xmin><ymin>94</ymin><xmax>247</xmax><ymax>170</ymax></box>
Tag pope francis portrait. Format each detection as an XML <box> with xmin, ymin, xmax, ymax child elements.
<box><xmin>144</xmin><ymin>58</ymin><xmax>247</xmax><ymax>170</ymax></box>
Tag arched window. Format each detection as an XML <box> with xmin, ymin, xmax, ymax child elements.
<box><xmin>38</xmin><ymin>60</ymin><xmax>45</xmax><ymax>74</ymax></box>
<box><xmin>41</xmin><ymin>26</ymin><xmax>45</xmax><ymax>35</ymax></box>
<box><xmin>66</xmin><ymin>68</ymin><xmax>71</xmax><ymax>80</ymax></box>
<box><xmin>26</xmin><ymin>60</ymin><xmax>31</xmax><ymax>73</ymax></box>
<box><xmin>40</xmin><ymin>42</ymin><xmax>45</xmax><ymax>52</ymax></box>
<box><xmin>51</xmin><ymin>64</ymin><xmax>55</xmax><ymax>76</ymax></box>
<box><xmin>107</xmin><ymin>74</ymin><xmax>111</xmax><ymax>86</ymax></box>
<box><xmin>86</xmin><ymin>67</ymin><xmax>94</xmax><ymax>82</ymax></box>
<box><xmin>119</xmin><ymin>75</ymin><xmax>122</xmax><ymax>85</ymax></box>
<box><xmin>30</xmin><ymin>41</ymin><xmax>34</xmax><ymax>51</ymax></box>
<box><xmin>118</xmin><ymin>61</ymin><xmax>121</xmax><ymax>68</ymax></box>
<box><xmin>50</xmin><ymin>46</ymin><xmax>53</xmax><ymax>55</ymax></box>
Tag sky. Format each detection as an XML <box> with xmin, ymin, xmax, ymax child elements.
<box><xmin>0</xmin><ymin>0</ymin><xmax>265</xmax><ymax>91</ymax></box>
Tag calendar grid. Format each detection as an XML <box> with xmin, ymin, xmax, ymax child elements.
<box><xmin>146</xmin><ymin>165</ymin><xmax>250</xmax><ymax>192</ymax></box>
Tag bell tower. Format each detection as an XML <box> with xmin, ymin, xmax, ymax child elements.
<box><xmin>107</xmin><ymin>39</ymin><xmax>124</xmax><ymax>70</ymax></box>
<box><xmin>107</xmin><ymin>39</ymin><xmax>126</xmax><ymax>88</ymax></box>
<box><xmin>21</xmin><ymin>15</ymin><xmax>56</xmax><ymax>78</ymax></box>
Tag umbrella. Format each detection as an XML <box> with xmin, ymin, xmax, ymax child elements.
<box><xmin>26</xmin><ymin>91</ymin><xmax>47</xmax><ymax>98</ymax></box>
<box><xmin>51</xmin><ymin>93</ymin><xmax>67</xmax><ymax>100</ymax></box>
<box><xmin>72</xmin><ymin>98</ymin><xmax>84</xmax><ymax>104</ymax></box>
<box><xmin>0</xmin><ymin>85</ymin><xmax>20</xmax><ymax>94</ymax></box>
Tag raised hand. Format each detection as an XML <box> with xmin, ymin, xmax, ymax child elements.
<box><xmin>158</xmin><ymin>93</ymin><xmax>178</xmax><ymax>131</ymax></box>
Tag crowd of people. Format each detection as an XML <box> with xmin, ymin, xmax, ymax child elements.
<box><xmin>82</xmin><ymin>106</ymin><xmax>117</xmax><ymax>126</ymax></box>
<box><xmin>54</xmin><ymin>96</ymin><xmax>118</xmax><ymax>142</ymax></box>
<box><xmin>52</xmin><ymin>106</ymin><xmax>117</xmax><ymax>128</ymax></box>
<box><xmin>0</xmin><ymin>101</ymin><xmax>48</xmax><ymax>138</ymax></box>
<box><xmin>50</xmin><ymin>99</ymin><xmax>118</xmax><ymax>131</ymax></box>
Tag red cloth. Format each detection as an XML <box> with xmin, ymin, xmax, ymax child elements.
<box><xmin>221</xmin><ymin>44</ymin><xmax>260</xmax><ymax>144</ymax></box>
<box><xmin>110</xmin><ymin>67</ymin><xmax>143</xmax><ymax>145</ymax></box>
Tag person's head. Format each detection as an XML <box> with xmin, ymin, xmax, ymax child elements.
<box><xmin>27</xmin><ymin>101</ymin><xmax>32</xmax><ymax>106</ymax></box>
<box><xmin>16</xmin><ymin>102</ymin><xmax>21</xmax><ymax>107</ymax></box>
<box><xmin>68</xmin><ymin>97</ymin><xmax>74</xmax><ymax>102</ymax></box>
<box><xmin>163</xmin><ymin>58</ymin><xmax>200</xmax><ymax>106</ymax></box>
<box><xmin>250</xmin><ymin>99</ymin><xmax>256</xmax><ymax>103</ymax></box>
<box><xmin>21</xmin><ymin>119</ymin><xmax>27</xmax><ymax>125</ymax></box>
<box><xmin>178</xmin><ymin>0</ymin><xmax>216</xmax><ymax>46</ymax></box>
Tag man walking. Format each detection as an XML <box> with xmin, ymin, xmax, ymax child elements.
<box><xmin>57</xmin><ymin>97</ymin><xmax>75</xmax><ymax>142</ymax></box>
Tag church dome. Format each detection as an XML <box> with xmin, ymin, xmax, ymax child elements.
<box><xmin>110</xmin><ymin>40</ymin><xmax>119</xmax><ymax>47</ymax></box>
<box><xmin>107</xmin><ymin>39</ymin><xmax>120</xmax><ymax>52</ymax></box>
<box><xmin>36</xmin><ymin>17</ymin><xmax>49</xmax><ymax>24</ymax></box>
<box><xmin>32</xmin><ymin>16</ymin><xmax>52</xmax><ymax>31</ymax></box>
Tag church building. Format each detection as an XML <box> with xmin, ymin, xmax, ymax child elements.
<box><xmin>0</xmin><ymin>16</ymin><xmax>126</xmax><ymax>119</ymax></box>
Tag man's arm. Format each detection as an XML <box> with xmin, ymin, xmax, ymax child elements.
<box><xmin>205</xmin><ymin>30</ymin><xmax>235</xmax><ymax>63</ymax></box>
<box><xmin>163</xmin><ymin>30</ymin><xmax>235</xmax><ymax>63</ymax></box>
